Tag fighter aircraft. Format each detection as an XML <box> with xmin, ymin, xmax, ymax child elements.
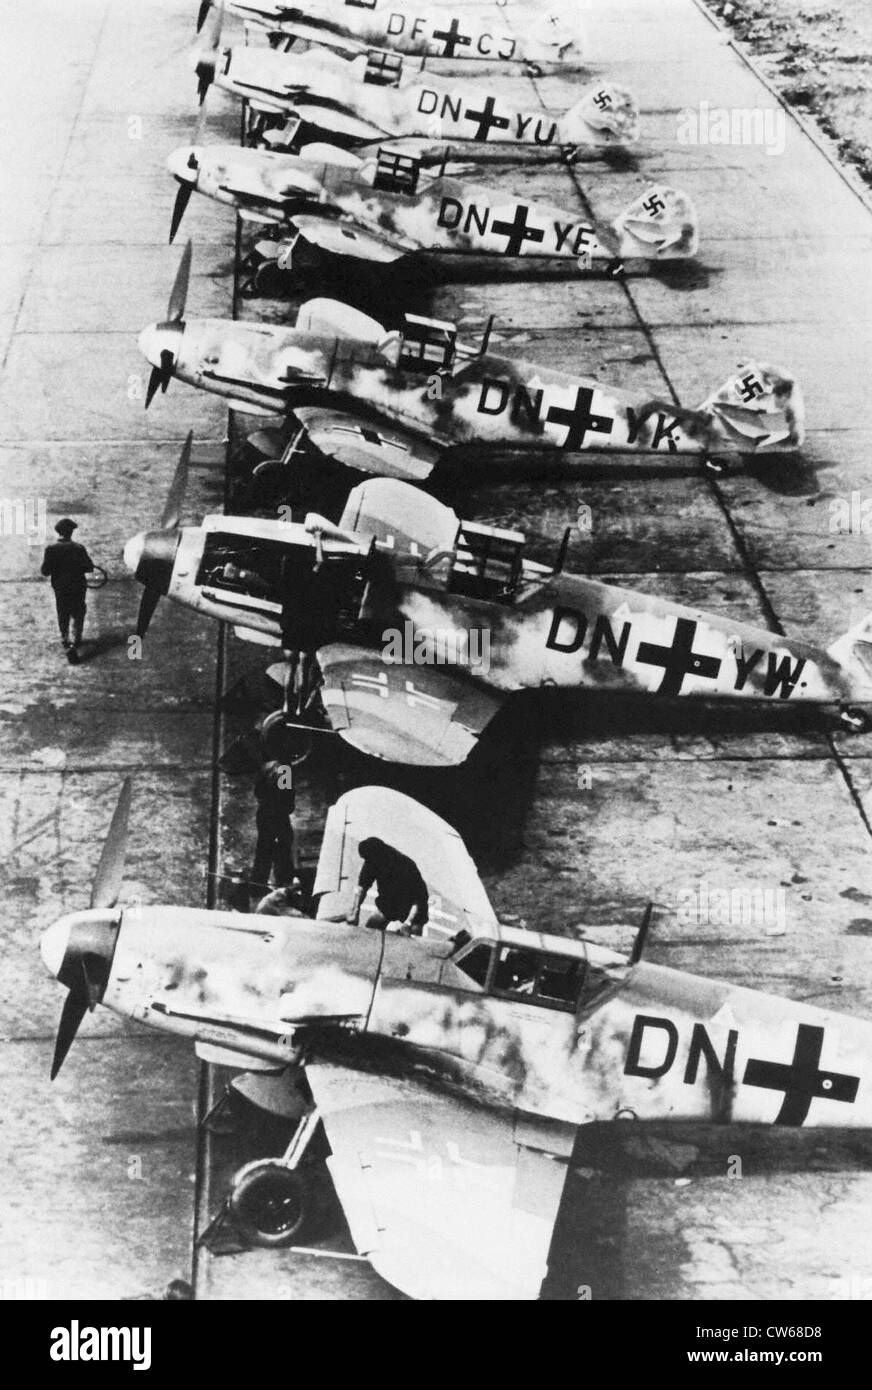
<box><xmin>194</xmin><ymin>36</ymin><xmax>636</xmax><ymax>154</ymax></box>
<box><xmin>195</xmin><ymin>0</ymin><xmax>583</xmax><ymax>69</ymax></box>
<box><xmin>165</xmin><ymin>139</ymin><xmax>698</xmax><ymax>277</ymax></box>
<box><xmin>123</xmin><ymin>455</ymin><xmax>872</xmax><ymax>761</ymax></box>
<box><xmin>41</xmin><ymin>778</ymin><xmax>872</xmax><ymax>1298</ymax></box>
<box><xmin>138</xmin><ymin>254</ymin><xmax>803</xmax><ymax>468</ymax></box>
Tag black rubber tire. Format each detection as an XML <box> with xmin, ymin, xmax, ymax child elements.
<box><xmin>229</xmin><ymin>1161</ymin><xmax>307</xmax><ymax>1248</ymax></box>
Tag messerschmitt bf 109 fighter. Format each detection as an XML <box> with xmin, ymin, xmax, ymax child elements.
<box><xmin>195</xmin><ymin>35</ymin><xmax>637</xmax><ymax>153</ymax></box>
<box><xmin>138</xmin><ymin>251</ymin><xmax>803</xmax><ymax>469</ymax></box>
<box><xmin>42</xmin><ymin>779</ymin><xmax>872</xmax><ymax>1298</ymax></box>
<box><xmin>123</xmin><ymin>458</ymin><xmax>872</xmax><ymax>762</ymax></box>
<box><xmin>195</xmin><ymin>0</ymin><xmax>583</xmax><ymax>68</ymax></box>
<box><xmin>165</xmin><ymin>139</ymin><xmax>698</xmax><ymax>275</ymax></box>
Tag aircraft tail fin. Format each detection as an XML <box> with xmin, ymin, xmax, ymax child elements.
<box><xmin>696</xmin><ymin>361</ymin><xmax>805</xmax><ymax>452</ymax></box>
<box><xmin>610</xmin><ymin>185</ymin><xmax>699</xmax><ymax>260</ymax></box>
<box><xmin>294</xmin><ymin>298</ymin><xmax>386</xmax><ymax>343</ymax></box>
<box><xmin>827</xmin><ymin>611</ymin><xmax>872</xmax><ymax>688</ymax></box>
<box><xmin>561</xmin><ymin>83</ymin><xmax>641</xmax><ymax>146</ymax></box>
<box><xmin>530</xmin><ymin>2</ymin><xmax>586</xmax><ymax>57</ymax></box>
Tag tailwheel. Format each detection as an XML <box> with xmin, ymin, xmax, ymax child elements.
<box><xmin>261</xmin><ymin>710</ymin><xmax>314</xmax><ymax>764</ymax></box>
<box><xmin>840</xmin><ymin>706</ymin><xmax>869</xmax><ymax>734</ymax></box>
<box><xmin>229</xmin><ymin>1160</ymin><xmax>307</xmax><ymax>1248</ymax></box>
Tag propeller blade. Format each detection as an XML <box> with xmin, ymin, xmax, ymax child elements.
<box><xmin>50</xmin><ymin>980</ymin><xmax>89</xmax><ymax>1080</ymax></box>
<box><xmin>145</xmin><ymin>350</ymin><xmax>175</xmax><ymax>408</ymax></box>
<box><xmin>195</xmin><ymin>59</ymin><xmax>215</xmax><ymax>104</ymax></box>
<box><xmin>136</xmin><ymin>584</ymin><xmax>162</xmax><ymax>639</ymax></box>
<box><xmin>169</xmin><ymin>181</ymin><xmax>194</xmax><ymax>244</ymax></box>
<box><xmin>167</xmin><ymin>240</ymin><xmax>192</xmax><ymax>324</ymax></box>
<box><xmin>161</xmin><ymin>431</ymin><xmax>192</xmax><ymax>530</ymax></box>
<box><xmin>144</xmin><ymin>364</ymin><xmax>163</xmax><ymax>410</ymax></box>
<box><xmin>196</xmin><ymin>0</ymin><xmax>212</xmax><ymax>32</ymax></box>
<box><xmin>91</xmin><ymin>778</ymin><xmax>133</xmax><ymax>910</ymax></box>
<box><xmin>82</xmin><ymin>955</ymin><xmax>106</xmax><ymax>1011</ymax></box>
<box><xmin>193</xmin><ymin>103</ymin><xmax>208</xmax><ymax>146</ymax></box>
<box><xmin>209</xmin><ymin>0</ymin><xmax>224</xmax><ymax>47</ymax></box>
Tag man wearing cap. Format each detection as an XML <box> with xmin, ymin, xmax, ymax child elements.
<box><xmin>40</xmin><ymin>519</ymin><xmax>94</xmax><ymax>664</ymax></box>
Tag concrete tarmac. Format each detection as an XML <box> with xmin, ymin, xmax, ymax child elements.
<box><xmin>3</xmin><ymin>0</ymin><xmax>872</xmax><ymax>1302</ymax></box>
<box><xmin>0</xmin><ymin>0</ymin><xmax>232</xmax><ymax>1300</ymax></box>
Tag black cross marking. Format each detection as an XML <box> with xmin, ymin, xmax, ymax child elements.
<box><xmin>464</xmin><ymin>96</ymin><xmax>510</xmax><ymax>141</ymax></box>
<box><xmin>432</xmin><ymin>17</ymin><xmax>471</xmax><ymax>57</ymax></box>
<box><xmin>545</xmin><ymin>386</ymin><xmax>613</xmax><ymax>450</ymax></box>
<box><xmin>743</xmin><ymin>1024</ymin><xmax>859</xmax><ymax>1125</ymax></box>
<box><xmin>490</xmin><ymin>204</ymin><xmax>545</xmax><ymax>256</ymax></box>
<box><xmin>739</xmin><ymin>372</ymin><xmax>765</xmax><ymax>403</ymax></box>
<box><xmin>593</xmin><ymin>90</ymin><xmax>613</xmax><ymax>110</ymax></box>
<box><xmin>335</xmin><ymin>424</ymin><xmax>395</xmax><ymax>448</ymax></box>
<box><xmin>643</xmin><ymin>192</ymin><xmax>666</xmax><ymax>216</ymax></box>
<box><xmin>636</xmin><ymin>617</ymin><xmax>721</xmax><ymax>696</ymax></box>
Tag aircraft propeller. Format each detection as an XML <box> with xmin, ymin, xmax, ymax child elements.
<box><xmin>169</xmin><ymin>109</ymin><xmax>208</xmax><ymax>244</ymax></box>
<box><xmin>132</xmin><ymin>431</ymin><xmax>192</xmax><ymax>638</ymax></box>
<box><xmin>144</xmin><ymin>240</ymin><xmax>191</xmax><ymax>407</ymax></box>
<box><xmin>195</xmin><ymin>0</ymin><xmax>223</xmax><ymax>102</ymax></box>
<box><xmin>45</xmin><ymin>780</ymin><xmax>133</xmax><ymax>1079</ymax></box>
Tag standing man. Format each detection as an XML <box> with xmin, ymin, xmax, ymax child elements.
<box><xmin>279</xmin><ymin>553</ymin><xmax>341</xmax><ymax>717</ymax></box>
<box><xmin>40</xmin><ymin>518</ymin><xmax>94</xmax><ymax>664</ymax></box>
<box><xmin>250</xmin><ymin>757</ymin><xmax>298</xmax><ymax>901</ymax></box>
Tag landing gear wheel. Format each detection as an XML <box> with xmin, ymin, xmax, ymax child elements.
<box><xmin>261</xmin><ymin>711</ymin><xmax>314</xmax><ymax>764</ymax></box>
<box><xmin>840</xmin><ymin>707</ymin><xmax>868</xmax><ymax>734</ymax></box>
<box><xmin>229</xmin><ymin>1160</ymin><xmax>307</xmax><ymax>1248</ymax></box>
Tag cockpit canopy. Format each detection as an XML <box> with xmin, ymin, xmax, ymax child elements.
<box><xmin>452</xmin><ymin>938</ymin><xmax>622</xmax><ymax>1013</ymax></box>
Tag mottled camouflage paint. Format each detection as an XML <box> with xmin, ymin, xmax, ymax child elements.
<box><xmin>135</xmin><ymin>508</ymin><xmax>872</xmax><ymax>712</ymax></box>
<box><xmin>84</xmin><ymin>903</ymin><xmax>872</xmax><ymax>1130</ymax></box>
<box><xmin>213</xmin><ymin>1</ymin><xmax>579</xmax><ymax>65</ymax></box>
<box><xmin>170</xmin><ymin>143</ymin><xmax>695</xmax><ymax>264</ymax></box>
<box><xmin>141</xmin><ymin>315</ymin><xmax>804</xmax><ymax>456</ymax></box>
<box><xmin>216</xmin><ymin>45</ymin><xmax>633</xmax><ymax>149</ymax></box>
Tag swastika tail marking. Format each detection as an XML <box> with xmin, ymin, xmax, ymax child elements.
<box><xmin>743</xmin><ymin>1024</ymin><xmax>859</xmax><ymax>1126</ymax></box>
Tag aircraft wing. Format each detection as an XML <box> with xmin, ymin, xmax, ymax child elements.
<box><xmin>285</xmin><ymin>101</ymin><xmax>387</xmax><ymax>144</ymax></box>
<box><xmin>313</xmin><ymin>784</ymin><xmax>499</xmax><ymax>936</ymax></box>
<box><xmin>339</xmin><ymin>477</ymin><xmax>460</xmax><ymax>553</ymax></box>
<box><xmin>290</xmin><ymin>213</ymin><xmax>417</xmax><ymax>263</ymax></box>
<box><xmin>305</xmin><ymin>1062</ymin><xmax>570</xmax><ymax>1300</ymax></box>
<box><xmin>316</xmin><ymin>642</ymin><xmax>502</xmax><ymax>766</ymax></box>
<box><xmin>294</xmin><ymin>405</ymin><xmax>442</xmax><ymax>480</ymax></box>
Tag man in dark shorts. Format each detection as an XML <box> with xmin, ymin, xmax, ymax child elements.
<box><xmin>250</xmin><ymin>758</ymin><xmax>298</xmax><ymax>899</ymax></box>
<box><xmin>40</xmin><ymin>518</ymin><xmax>94</xmax><ymax>664</ymax></box>
<box><xmin>280</xmin><ymin>556</ymin><xmax>340</xmax><ymax>716</ymax></box>
<box><xmin>347</xmin><ymin>837</ymin><xmax>430</xmax><ymax>935</ymax></box>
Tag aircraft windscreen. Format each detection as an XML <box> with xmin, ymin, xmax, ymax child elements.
<box><xmin>492</xmin><ymin>945</ymin><xmax>586</xmax><ymax>1013</ymax></box>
